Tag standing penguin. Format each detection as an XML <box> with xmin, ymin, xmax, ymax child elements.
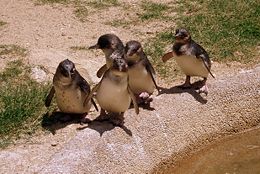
<box><xmin>89</xmin><ymin>34</ymin><xmax>125</xmax><ymax>78</ymax></box>
<box><xmin>84</xmin><ymin>54</ymin><xmax>139</xmax><ymax>126</ymax></box>
<box><xmin>45</xmin><ymin>59</ymin><xmax>98</xmax><ymax>122</ymax></box>
<box><xmin>162</xmin><ymin>28</ymin><xmax>215</xmax><ymax>95</ymax></box>
<box><xmin>125</xmin><ymin>40</ymin><xmax>159</xmax><ymax>104</ymax></box>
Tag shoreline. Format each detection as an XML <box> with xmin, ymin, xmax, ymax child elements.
<box><xmin>152</xmin><ymin>125</ymin><xmax>260</xmax><ymax>173</ymax></box>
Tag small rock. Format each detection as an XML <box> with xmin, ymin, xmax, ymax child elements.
<box><xmin>51</xmin><ymin>142</ymin><xmax>58</xmax><ymax>147</ymax></box>
<box><xmin>239</xmin><ymin>69</ymin><xmax>253</xmax><ymax>74</ymax></box>
<box><xmin>30</xmin><ymin>66</ymin><xmax>48</xmax><ymax>83</ymax></box>
<box><xmin>146</xmin><ymin>31</ymin><xmax>153</xmax><ymax>34</ymax></box>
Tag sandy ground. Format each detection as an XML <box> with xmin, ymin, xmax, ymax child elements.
<box><xmin>0</xmin><ymin>0</ymin><xmax>259</xmax><ymax>173</ymax></box>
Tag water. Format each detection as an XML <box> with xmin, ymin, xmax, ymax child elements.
<box><xmin>165</xmin><ymin>127</ymin><xmax>260</xmax><ymax>174</ymax></box>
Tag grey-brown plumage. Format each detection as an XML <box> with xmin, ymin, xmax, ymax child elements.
<box><xmin>45</xmin><ymin>59</ymin><xmax>98</xmax><ymax>116</ymax></box>
<box><xmin>89</xmin><ymin>34</ymin><xmax>125</xmax><ymax>78</ymax></box>
<box><xmin>125</xmin><ymin>40</ymin><xmax>158</xmax><ymax>104</ymax></box>
<box><xmin>84</xmin><ymin>54</ymin><xmax>139</xmax><ymax>126</ymax></box>
<box><xmin>162</xmin><ymin>28</ymin><xmax>214</xmax><ymax>94</ymax></box>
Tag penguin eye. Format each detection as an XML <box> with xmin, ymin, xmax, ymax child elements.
<box><xmin>132</xmin><ymin>48</ymin><xmax>138</xmax><ymax>53</ymax></box>
<box><xmin>175</xmin><ymin>29</ymin><xmax>179</xmax><ymax>35</ymax></box>
<box><xmin>71</xmin><ymin>68</ymin><xmax>75</xmax><ymax>74</ymax></box>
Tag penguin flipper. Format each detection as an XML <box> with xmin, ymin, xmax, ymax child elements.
<box><xmin>45</xmin><ymin>86</ymin><xmax>55</xmax><ymax>107</ymax></box>
<box><xmin>143</xmin><ymin>60</ymin><xmax>159</xmax><ymax>93</ymax></box>
<box><xmin>127</xmin><ymin>86</ymin><xmax>139</xmax><ymax>115</ymax></box>
<box><xmin>91</xmin><ymin>98</ymin><xmax>99</xmax><ymax>112</ymax></box>
<box><xmin>77</xmin><ymin>71</ymin><xmax>91</xmax><ymax>94</ymax></box>
<box><xmin>84</xmin><ymin>82</ymin><xmax>101</xmax><ymax>107</ymax></box>
<box><xmin>75</xmin><ymin>72</ymin><xmax>99</xmax><ymax>111</ymax></box>
<box><xmin>96</xmin><ymin>64</ymin><xmax>108</xmax><ymax>78</ymax></box>
<box><xmin>142</xmin><ymin>54</ymin><xmax>155</xmax><ymax>74</ymax></box>
<box><xmin>161</xmin><ymin>52</ymin><xmax>174</xmax><ymax>62</ymax></box>
<box><xmin>197</xmin><ymin>54</ymin><xmax>215</xmax><ymax>78</ymax></box>
<box><xmin>191</xmin><ymin>41</ymin><xmax>215</xmax><ymax>79</ymax></box>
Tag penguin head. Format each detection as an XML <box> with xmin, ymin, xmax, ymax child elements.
<box><xmin>125</xmin><ymin>40</ymin><xmax>143</xmax><ymax>62</ymax></box>
<box><xmin>57</xmin><ymin>59</ymin><xmax>76</xmax><ymax>80</ymax></box>
<box><xmin>175</xmin><ymin>28</ymin><xmax>191</xmax><ymax>43</ymax></box>
<box><xmin>89</xmin><ymin>34</ymin><xmax>124</xmax><ymax>56</ymax></box>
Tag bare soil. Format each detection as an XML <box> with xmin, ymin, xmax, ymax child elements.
<box><xmin>0</xmin><ymin>0</ymin><xmax>259</xmax><ymax>173</ymax></box>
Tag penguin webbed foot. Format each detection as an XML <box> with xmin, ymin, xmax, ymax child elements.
<box><xmin>95</xmin><ymin>109</ymin><xmax>110</xmax><ymax>122</ymax></box>
<box><xmin>79</xmin><ymin>112</ymin><xmax>93</xmax><ymax>125</ymax></box>
<box><xmin>138</xmin><ymin>92</ymin><xmax>153</xmax><ymax>105</ymax></box>
<box><xmin>197</xmin><ymin>84</ymin><xmax>208</xmax><ymax>96</ymax></box>
<box><xmin>80</xmin><ymin>115</ymin><xmax>92</xmax><ymax>124</ymax></box>
<box><xmin>109</xmin><ymin>113</ymin><xmax>125</xmax><ymax>127</ymax></box>
<box><xmin>178</xmin><ymin>75</ymin><xmax>191</xmax><ymax>89</ymax></box>
<box><xmin>95</xmin><ymin>111</ymin><xmax>125</xmax><ymax>127</ymax></box>
<box><xmin>195</xmin><ymin>78</ymin><xmax>208</xmax><ymax>95</ymax></box>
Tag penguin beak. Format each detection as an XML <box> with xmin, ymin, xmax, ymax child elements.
<box><xmin>65</xmin><ymin>67</ymin><xmax>75</xmax><ymax>79</ymax></box>
<box><xmin>65</xmin><ymin>69</ymin><xmax>72</xmax><ymax>79</ymax></box>
<box><xmin>127</xmin><ymin>50</ymin><xmax>134</xmax><ymax>57</ymax></box>
<box><xmin>69</xmin><ymin>68</ymin><xmax>75</xmax><ymax>78</ymax></box>
<box><xmin>175</xmin><ymin>33</ymin><xmax>182</xmax><ymax>40</ymax></box>
<box><xmin>89</xmin><ymin>44</ymin><xmax>100</xmax><ymax>49</ymax></box>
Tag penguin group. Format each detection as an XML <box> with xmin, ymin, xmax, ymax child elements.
<box><xmin>45</xmin><ymin>28</ymin><xmax>214</xmax><ymax>126</ymax></box>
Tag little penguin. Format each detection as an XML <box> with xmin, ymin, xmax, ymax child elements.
<box><xmin>125</xmin><ymin>40</ymin><xmax>159</xmax><ymax>104</ymax></box>
<box><xmin>45</xmin><ymin>59</ymin><xmax>98</xmax><ymax>121</ymax></box>
<box><xmin>162</xmin><ymin>28</ymin><xmax>215</xmax><ymax>95</ymax></box>
<box><xmin>84</xmin><ymin>53</ymin><xmax>139</xmax><ymax>126</ymax></box>
<box><xmin>89</xmin><ymin>33</ymin><xmax>125</xmax><ymax>78</ymax></box>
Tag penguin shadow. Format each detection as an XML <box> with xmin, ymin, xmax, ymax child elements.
<box><xmin>76</xmin><ymin>114</ymin><xmax>133</xmax><ymax>137</ymax></box>
<box><xmin>157</xmin><ymin>81</ymin><xmax>208</xmax><ymax>104</ymax></box>
<box><xmin>41</xmin><ymin>112</ymin><xmax>88</xmax><ymax>135</ymax></box>
<box><xmin>140</xmin><ymin>103</ymin><xmax>155</xmax><ymax>111</ymax></box>
<box><xmin>129</xmin><ymin>102</ymin><xmax>155</xmax><ymax>111</ymax></box>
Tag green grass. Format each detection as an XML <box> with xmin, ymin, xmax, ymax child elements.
<box><xmin>70</xmin><ymin>46</ymin><xmax>88</xmax><ymax>51</ymax></box>
<box><xmin>36</xmin><ymin>0</ymin><xmax>69</xmax><ymax>4</ymax></box>
<box><xmin>74</xmin><ymin>0</ymin><xmax>119</xmax><ymax>22</ymax></box>
<box><xmin>0</xmin><ymin>44</ymin><xmax>28</xmax><ymax>57</ymax></box>
<box><xmin>87</xmin><ymin>0</ymin><xmax>119</xmax><ymax>9</ymax></box>
<box><xmin>35</xmin><ymin>0</ymin><xmax>119</xmax><ymax>22</ymax></box>
<box><xmin>105</xmin><ymin>19</ymin><xmax>132</xmax><ymax>28</ymax></box>
<box><xmin>144</xmin><ymin>31</ymin><xmax>181</xmax><ymax>79</ymax></box>
<box><xmin>175</xmin><ymin>0</ymin><xmax>260</xmax><ymax>63</ymax></box>
<box><xmin>0</xmin><ymin>21</ymin><xmax>7</xmax><ymax>27</ymax></box>
<box><xmin>74</xmin><ymin>2</ymin><xmax>89</xmax><ymax>22</ymax></box>
<box><xmin>139</xmin><ymin>1</ymin><xmax>170</xmax><ymax>21</ymax></box>
<box><xmin>144</xmin><ymin>0</ymin><xmax>260</xmax><ymax>79</ymax></box>
<box><xmin>0</xmin><ymin>60</ymin><xmax>50</xmax><ymax>148</ymax></box>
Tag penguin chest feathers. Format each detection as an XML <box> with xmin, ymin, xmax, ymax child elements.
<box><xmin>128</xmin><ymin>62</ymin><xmax>155</xmax><ymax>94</ymax></box>
<box><xmin>175</xmin><ymin>55</ymin><xmax>209</xmax><ymax>78</ymax></box>
<box><xmin>54</xmin><ymin>82</ymin><xmax>91</xmax><ymax>114</ymax></box>
<box><xmin>96</xmin><ymin>73</ymin><xmax>131</xmax><ymax>113</ymax></box>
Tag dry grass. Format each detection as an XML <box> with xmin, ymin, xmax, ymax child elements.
<box><xmin>0</xmin><ymin>44</ymin><xmax>28</xmax><ymax>57</ymax></box>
